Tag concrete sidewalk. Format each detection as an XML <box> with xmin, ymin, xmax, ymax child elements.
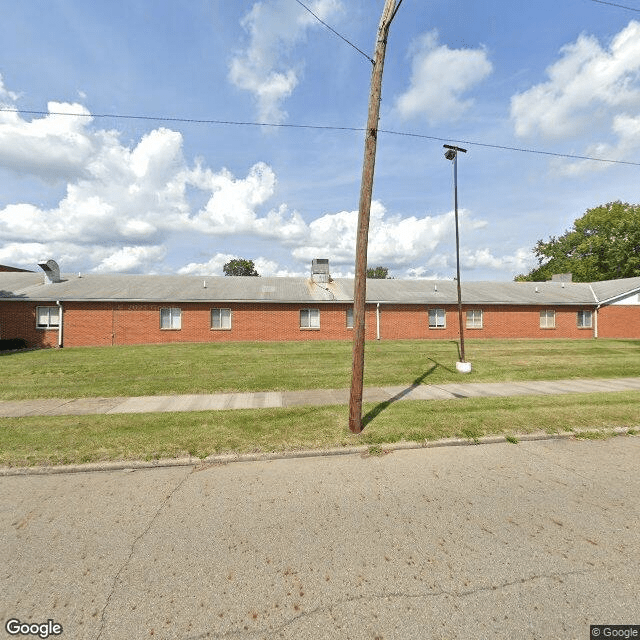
<box><xmin>1</xmin><ymin>376</ymin><xmax>639</xmax><ymax>418</ymax></box>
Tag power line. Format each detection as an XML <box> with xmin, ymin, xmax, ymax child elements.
<box><xmin>0</xmin><ymin>107</ymin><xmax>365</xmax><ymax>132</ymax></box>
<box><xmin>590</xmin><ymin>0</ymin><xmax>640</xmax><ymax>11</ymax></box>
<box><xmin>292</xmin><ymin>0</ymin><xmax>374</xmax><ymax>63</ymax></box>
<box><xmin>2</xmin><ymin>106</ymin><xmax>639</xmax><ymax>167</ymax></box>
<box><xmin>378</xmin><ymin>129</ymin><xmax>640</xmax><ymax>167</ymax></box>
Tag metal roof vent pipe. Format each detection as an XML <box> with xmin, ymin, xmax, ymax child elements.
<box><xmin>38</xmin><ymin>259</ymin><xmax>62</xmax><ymax>284</ymax></box>
<box><xmin>311</xmin><ymin>258</ymin><xmax>330</xmax><ymax>283</ymax></box>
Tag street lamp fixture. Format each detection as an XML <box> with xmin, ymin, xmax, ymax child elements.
<box><xmin>443</xmin><ymin>144</ymin><xmax>472</xmax><ymax>373</ymax></box>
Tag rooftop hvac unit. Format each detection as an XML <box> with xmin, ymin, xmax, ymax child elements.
<box><xmin>311</xmin><ymin>258</ymin><xmax>330</xmax><ymax>283</ymax></box>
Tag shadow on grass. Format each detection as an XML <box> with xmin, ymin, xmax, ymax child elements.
<box><xmin>362</xmin><ymin>362</ymin><xmax>441</xmax><ymax>430</ymax></box>
<box><xmin>451</xmin><ymin>340</ymin><xmax>462</xmax><ymax>362</ymax></box>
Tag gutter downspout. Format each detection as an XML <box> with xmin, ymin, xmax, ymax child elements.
<box><xmin>588</xmin><ymin>284</ymin><xmax>599</xmax><ymax>339</ymax></box>
<box><xmin>376</xmin><ymin>302</ymin><xmax>380</xmax><ymax>340</ymax></box>
<box><xmin>56</xmin><ymin>300</ymin><xmax>63</xmax><ymax>348</ymax></box>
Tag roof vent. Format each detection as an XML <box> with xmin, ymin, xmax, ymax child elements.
<box><xmin>311</xmin><ymin>258</ymin><xmax>330</xmax><ymax>283</ymax></box>
<box><xmin>535</xmin><ymin>286</ymin><xmax>539</xmax><ymax>293</ymax></box>
<box><xmin>38</xmin><ymin>259</ymin><xmax>62</xmax><ymax>284</ymax></box>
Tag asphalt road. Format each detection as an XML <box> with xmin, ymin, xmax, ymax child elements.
<box><xmin>2</xmin><ymin>437</ymin><xmax>639</xmax><ymax>640</ymax></box>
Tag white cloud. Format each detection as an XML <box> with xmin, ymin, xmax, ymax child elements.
<box><xmin>229</xmin><ymin>0</ymin><xmax>342</xmax><ymax>123</ymax></box>
<box><xmin>177</xmin><ymin>254</ymin><xmax>303</xmax><ymax>277</ymax></box>
<box><xmin>397</xmin><ymin>245</ymin><xmax>533</xmax><ymax>280</ymax></box>
<box><xmin>0</xmin><ymin>101</ymin><xmax>95</xmax><ymax>181</ymax></box>
<box><xmin>0</xmin><ymin>77</ymin><xmax>524</xmax><ymax>281</ymax></box>
<box><xmin>177</xmin><ymin>253</ymin><xmax>237</xmax><ymax>276</ymax></box>
<box><xmin>175</xmin><ymin>201</ymin><xmax>502</xmax><ymax>281</ymax></box>
<box><xmin>291</xmin><ymin>201</ymin><xmax>487</xmax><ymax>269</ymax></box>
<box><xmin>460</xmin><ymin>247</ymin><xmax>535</xmax><ymax>274</ymax></box>
<box><xmin>0</xmin><ymin>240</ymin><xmax>167</xmax><ymax>274</ymax></box>
<box><xmin>0</xmin><ymin>242</ymin><xmax>50</xmax><ymax>267</ymax></box>
<box><xmin>0</xmin><ymin>88</ymin><xmax>310</xmax><ymax>273</ymax></box>
<box><xmin>0</xmin><ymin>73</ymin><xmax>19</xmax><ymax>104</ymax></box>
<box><xmin>511</xmin><ymin>21</ymin><xmax>640</xmax><ymax>167</ymax></box>
<box><xmin>557</xmin><ymin>113</ymin><xmax>640</xmax><ymax>175</ymax></box>
<box><xmin>92</xmin><ymin>246</ymin><xmax>167</xmax><ymax>273</ymax></box>
<box><xmin>395</xmin><ymin>31</ymin><xmax>493</xmax><ymax>123</ymax></box>
<box><xmin>253</xmin><ymin>256</ymin><xmax>305</xmax><ymax>277</ymax></box>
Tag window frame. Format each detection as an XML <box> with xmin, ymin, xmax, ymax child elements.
<box><xmin>540</xmin><ymin>309</ymin><xmax>556</xmax><ymax>329</ymax></box>
<box><xmin>428</xmin><ymin>308</ymin><xmax>446</xmax><ymax>329</ymax></box>
<box><xmin>577</xmin><ymin>309</ymin><xmax>592</xmax><ymax>329</ymax></box>
<box><xmin>300</xmin><ymin>308</ymin><xmax>320</xmax><ymax>329</ymax></box>
<box><xmin>346</xmin><ymin>308</ymin><xmax>354</xmax><ymax>329</ymax></box>
<box><xmin>466</xmin><ymin>309</ymin><xmax>483</xmax><ymax>329</ymax></box>
<box><xmin>211</xmin><ymin>308</ymin><xmax>232</xmax><ymax>330</ymax></box>
<box><xmin>36</xmin><ymin>306</ymin><xmax>59</xmax><ymax>329</ymax></box>
<box><xmin>160</xmin><ymin>307</ymin><xmax>182</xmax><ymax>330</ymax></box>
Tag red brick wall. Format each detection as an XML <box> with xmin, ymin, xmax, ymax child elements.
<box><xmin>0</xmin><ymin>301</ymin><xmax>60</xmax><ymax>348</ymax></box>
<box><xmin>376</xmin><ymin>304</ymin><xmax>597</xmax><ymax>340</ymax></box>
<box><xmin>4</xmin><ymin>300</ymin><xmax>638</xmax><ymax>347</ymax></box>
<box><xmin>597</xmin><ymin>305</ymin><xmax>640</xmax><ymax>338</ymax></box>
<box><xmin>61</xmin><ymin>302</ymin><xmax>376</xmax><ymax>347</ymax></box>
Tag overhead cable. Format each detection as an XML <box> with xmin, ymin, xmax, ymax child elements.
<box><xmin>377</xmin><ymin>129</ymin><xmax>640</xmax><ymax>167</ymax></box>
<box><xmin>1</xmin><ymin>107</ymin><xmax>639</xmax><ymax>167</ymax></box>
<box><xmin>590</xmin><ymin>0</ymin><xmax>640</xmax><ymax>11</ymax></box>
<box><xmin>292</xmin><ymin>0</ymin><xmax>374</xmax><ymax>63</ymax></box>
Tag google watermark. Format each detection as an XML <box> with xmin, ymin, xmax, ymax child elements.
<box><xmin>591</xmin><ymin>626</ymin><xmax>640</xmax><ymax>639</ymax></box>
<box><xmin>5</xmin><ymin>619</ymin><xmax>63</xmax><ymax>638</ymax></box>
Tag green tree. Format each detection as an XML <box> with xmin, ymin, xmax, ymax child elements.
<box><xmin>515</xmin><ymin>201</ymin><xmax>640</xmax><ymax>282</ymax></box>
<box><xmin>223</xmin><ymin>259</ymin><xmax>260</xmax><ymax>277</ymax></box>
<box><xmin>366</xmin><ymin>266</ymin><xmax>390</xmax><ymax>279</ymax></box>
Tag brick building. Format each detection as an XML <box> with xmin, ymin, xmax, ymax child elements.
<box><xmin>1</xmin><ymin>259</ymin><xmax>639</xmax><ymax>348</ymax></box>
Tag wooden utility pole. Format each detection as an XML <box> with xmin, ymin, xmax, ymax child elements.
<box><xmin>349</xmin><ymin>0</ymin><xmax>403</xmax><ymax>434</ymax></box>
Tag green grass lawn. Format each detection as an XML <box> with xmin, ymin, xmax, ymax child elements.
<box><xmin>1</xmin><ymin>392</ymin><xmax>637</xmax><ymax>467</ymax></box>
<box><xmin>1</xmin><ymin>338</ymin><xmax>639</xmax><ymax>467</ymax></box>
<box><xmin>2</xmin><ymin>338</ymin><xmax>640</xmax><ymax>400</ymax></box>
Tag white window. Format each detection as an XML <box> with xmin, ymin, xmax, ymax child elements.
<box><xmin>36</xmin><ymin>306</ymin><xmax>59</xmax><ymax>329</ymax></box>
<box><xmin>466</xmin><ymin>309</ymin><xmax>483</xmax><ymax>329</ymax></box>
<box><xmin>577</xmin><ymin>310</ymin><xmax>592</xmax><ymax>328</ymax></box>
<box><xmin>211</xmin><ymin>308</ymin><xmax>232</xmax><ymax>330</ymax></box>
<box><xmin>540</xmin><ymin>310</ymin><xmax>555</xmax><ymax>329</ymax></box>
<box><xmin>300</xmin><ymin>308</ymin><xmax>320</xmax><ymax>329</ymax></box>
<box><xmin>428</xmin><ymin>308</ymin><xmax>446</xmax><ymax>329</ymax></box>
<box><xmin>160</xmin><ymin>307</ymin><xmax>181</xmax><ymax>330</ymax></box>
<box><xmin>346</xmin><ymin>308</ymin><xmax>354</xmax><ymax>329</ymax></box>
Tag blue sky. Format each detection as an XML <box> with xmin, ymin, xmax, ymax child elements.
<box><xmin>1</xmin><ymin>0</ymin><xmax>639</xmax><ymax>280</ymax></box>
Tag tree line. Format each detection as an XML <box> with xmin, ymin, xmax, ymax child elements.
<box><xmin>516</xmin><ymin>201</ymin><xmax>640</xmax><ymax>282</ymax></box>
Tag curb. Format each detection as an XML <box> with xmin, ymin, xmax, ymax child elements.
<box><xmin>0</xmin><ymin>427</ymin><xmax>634</xmax><ymax>477</ymax></box>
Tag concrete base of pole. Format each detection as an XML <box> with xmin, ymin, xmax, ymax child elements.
<box><xmin>456</xmin><ymin>361</ymin><xmax>472</xmax><ymax>374</ymax></box>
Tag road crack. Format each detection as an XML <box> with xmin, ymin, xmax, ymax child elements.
<box><xmin>95</xmin><ymin>466</ymin><xmax>195</xmax><ymax>640</ymax></box>
<box><xmin>184</xmin><ymin>568</ymin><xmax>597</xmax><ymax>639</ymax></box>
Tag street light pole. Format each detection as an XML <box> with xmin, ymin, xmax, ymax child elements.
<box><xmin>444</xmin><ymin>144</ymin><xmax>468</xmax><ymax>367</ymax></box>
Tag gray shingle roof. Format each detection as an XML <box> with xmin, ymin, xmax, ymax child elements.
<box><xmin>3</xmin><ymin>271</ymin><xmax>640</xmax><ymax>306</ymax></box>
<box><xmin>589</xmin><ymin>277</ymin><xmax>640</xmax><ymax>303</ymax></box>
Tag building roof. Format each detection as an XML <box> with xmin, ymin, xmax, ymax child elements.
<box><xmin>2</xmin><ymin>270</ymin><xmax>640</xmax><ymax>306</ymax></box>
